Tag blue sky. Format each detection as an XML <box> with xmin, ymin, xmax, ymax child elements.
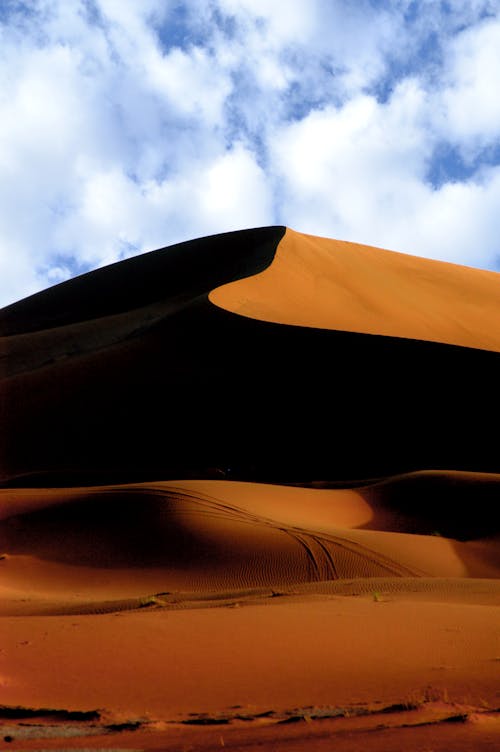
<box><xmin>1</xmin><ymin>0</ymin><xmax>500</xmax><ymax>306</ymax></box>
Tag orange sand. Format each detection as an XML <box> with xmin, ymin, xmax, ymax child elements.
<box><xmin>1</xmin><ymin>227</ymin><xmax>499</xmax><ymax>750</ymax></box>
<box><xmin>210</xmin><ymin>227</ymin><xmax>500</xmax><ymax>351</ymax></box>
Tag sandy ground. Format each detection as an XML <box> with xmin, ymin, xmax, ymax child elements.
<box><xmin>1</xmin><ymin>227</ymin><xmax>499</xmax><ymax>749</ymax></box>
<box><xmin>1</xmin><ymin>478</ymin><xmax>499</xmax><ymax>749</ymax></box>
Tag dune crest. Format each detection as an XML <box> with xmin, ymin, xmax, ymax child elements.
<box><xmin>210</xmin><ymin>227</ymin><xmax>500</xmax><ymax>351</ymax></box>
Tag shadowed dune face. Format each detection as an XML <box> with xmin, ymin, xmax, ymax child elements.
<box><xmin>361</xmin><ymin>471</ymin><xmax>500</xmax><ymax>541</ymax></box>
<box><xmin>2</xmin><ymin>322</ymin><xmax>500</xmax><ymax>484</ymax></box>
<box><xmin>0</xmin><ymin>226</ymin><xmax>286</xmax><ymax>337</ymax></box>
<box><xmin>0</xmin><ymin>230</ymin><xmax>500</xmax><ymax>485</ymax></box>
<box><xmin>1</xmin><ymin>488</ymin><xmax>310</xmax><ymax>583</ymax></box>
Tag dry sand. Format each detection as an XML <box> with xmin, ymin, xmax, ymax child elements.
<box><xmin>210</xmin><ymin>227</ymin><xmax>500</xmax><ymax>351</ymax></box>
<box><xmin>1</xmin><ymin>227</ymin><xmax>499</xmax><ymax>750</ymax></box>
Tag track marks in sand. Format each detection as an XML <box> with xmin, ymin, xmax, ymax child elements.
<box><xmin>0</xmin><ymin>484</ymin><xmax>426</xmax><ymax>597</ymax></box>
<box><xmin>157</xmin><ymin>484</ymin><xmax>427</xmax><ymax>580</ymax></box>
<box><xmin>281</xmin><ymin>528</ymin><xmax>422</xmax><ymax>581</ymax></box>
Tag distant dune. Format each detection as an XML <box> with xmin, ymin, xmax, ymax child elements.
<box><xmin>1</xmin><ymin>227</ymin><xmax>499</xmax><ymax>751</ymax></box>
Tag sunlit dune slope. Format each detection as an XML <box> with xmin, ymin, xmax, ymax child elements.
<box><xmin>2</xmin><ymin>227</ymin><xmax>500</xmax><ymax>485</ymax></box>
<box><xmin>211</xmin><ymin>228</ymin><xmax>500</xmax><ymax>351</ymax></box>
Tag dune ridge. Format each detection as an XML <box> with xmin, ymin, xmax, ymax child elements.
<box><xmin>210</xmin><ymin>227</ymin><xmax>500</xmax><ymax>351</ymax></box>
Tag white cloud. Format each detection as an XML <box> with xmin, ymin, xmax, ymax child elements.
<box><xmin>270</xmin><ymin>81</ymin><xmax>429</xmax><ymax>229</ymax></box>
<box><xmin>440</xmin><ymin>17</ymin><xmax>500</xmax><ymax>149</ymax></box>
<box><xmin>217</xmin><ymin>0</ymin><xmax>318</xmax><ymax>42</ymax></box>
<box><xmin>275</xmin><ymin>82</ymin><xmax>428</xmax><ymax>188</ymax></box>
<box><xmin>52</xmin><ymin>144</ymin><xmax>273</xmax><ymax>277</ymax></box>
<box><xmin>144</xmin><ymin>45</ymin><xmax>231</xmax><ymax>123</ymax></box>
<box><xmin>269</xmin><ymin>74</ymin><xmax>500</xmax><ymax>269</ymax></box>
<box><xmin>413</xmin><ymin>170</ymin><xmax>500</xmax><ymax>267</ymax></box>
<box><xmin>196</xmin><ymin>143</ymin><xmax>273</xmax><ymax>229</ymax></box>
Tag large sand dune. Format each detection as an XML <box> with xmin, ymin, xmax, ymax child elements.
<box><xmin>1</xmin><ymin>227</ymin><xmax>499</xmax><ymax>750</ymax></box>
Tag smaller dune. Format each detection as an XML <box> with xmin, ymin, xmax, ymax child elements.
<box><xmin>1</xmin><ymin>474</ymin><xmax>498</xmax><ymax>620</ymax></box>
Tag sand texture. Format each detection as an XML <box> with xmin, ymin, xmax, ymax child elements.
<box><xmin>1</xmin><ymin>226</ymin><xmax>499</xmax><ymax>750</ymax></box>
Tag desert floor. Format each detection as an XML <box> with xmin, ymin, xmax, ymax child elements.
<box><xmin>1</xmin><ymin>477</ymin><xmax>499</xmax><ymax>750</ymax></box>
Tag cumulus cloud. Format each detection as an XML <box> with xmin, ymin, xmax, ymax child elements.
<box><xmin>0</xmin><ymin>0</ymin><xmax>500</xmax><ymax>306</ymax></box>
<box><xmin>440</xmin><ymin>16</ymin><xmax>500</xmax><ymax>149</ymax></box>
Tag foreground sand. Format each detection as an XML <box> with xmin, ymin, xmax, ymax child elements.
<box><xmin>3</xmin><ymin>597</ymin><xmax>500</xmax><ymax>751</ymax></box>
<box><xmin>1</xmin><ymin>477</ymin><xmax>499</xmax><ymax>749</ymax></box>
<box><xmin>1</xmin><ymin>227</ymin><xmax>500</xmax><ymax>749</ymax></box>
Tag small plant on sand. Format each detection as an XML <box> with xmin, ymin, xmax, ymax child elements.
<box><xmin>407</xmin><ymin>686</ymin><xmax>450</xmax><ymax>707</ymax></box>
<box><xmin>139</xmin><ymin>595</ymin><xmax>167</xmax><ymax>609</ymax></box>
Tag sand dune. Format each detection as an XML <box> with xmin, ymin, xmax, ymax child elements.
<box><xmin>2</xmin><ymin>476</ymin><xmax>498</xmax><ymax>617</ymax></box>
<box><xmin>2</xmin><ymin>229</ymin><xmax>500</xmax><ymax>487</ymax></box>
<box><xmin>1</xmin><ymin>227</ymin><xmax>499</xmax><ymax>750</ymax></box>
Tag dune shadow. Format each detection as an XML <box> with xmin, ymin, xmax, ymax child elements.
<box><xmin>357</xmin><ymin>471</ymin><xmax>500</xmax><ymax>541</ymax></box>
<box><xmin>0</xmin><ymin>490</ymin><xmax>228</xmax><ymax>568</ymax></box>
<box><xmin>3</xmin><ymin>300</ymin><xmax>500</xmax><ymax>487</ymax></box>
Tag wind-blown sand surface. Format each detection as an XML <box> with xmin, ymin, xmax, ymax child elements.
<box><xmin>1</xmin><ymin>227</ymin><xmax>499</xmax><ymax>750</ymax></box>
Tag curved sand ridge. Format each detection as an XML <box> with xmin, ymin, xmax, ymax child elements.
<box><xmin>210</xmin><ymin>227</ymin><xmax>500</xmax><ymax>352</ymax></box>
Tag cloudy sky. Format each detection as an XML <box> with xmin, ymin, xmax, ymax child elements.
<box><xmin>1</xmin><ymin>0</ymin><xmax>500</xmax><ymax>307</ymax></box>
